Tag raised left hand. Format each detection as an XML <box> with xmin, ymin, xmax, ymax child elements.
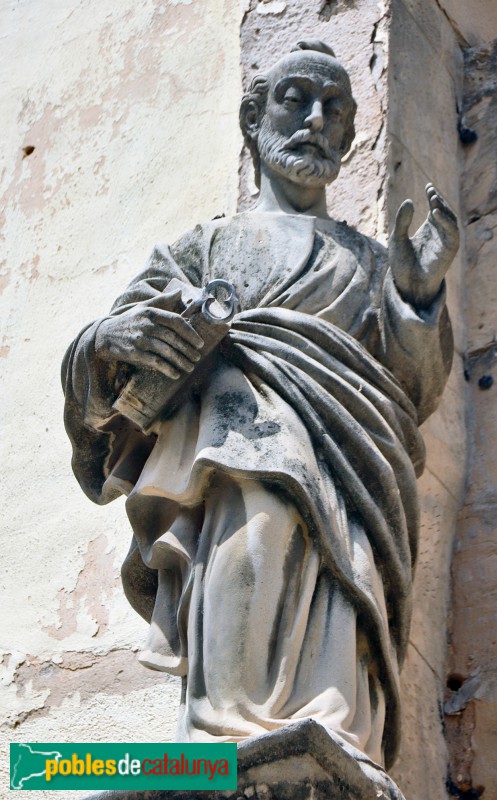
<box><xmin>389</xmin><ymin>183</ymin><xmax>459</xmax><ymax>309</ymax></box>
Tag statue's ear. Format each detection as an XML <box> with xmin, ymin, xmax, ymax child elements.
<box><xmin>240</xmin><ymin>98</ymin><xmax>262</xmax><ymax>140</ymax></box>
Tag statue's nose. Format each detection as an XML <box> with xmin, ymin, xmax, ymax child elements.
<box><xmin>304</xmin><ymin>100</ymin><xmax>324</xmax><ymax>132</ymax></box>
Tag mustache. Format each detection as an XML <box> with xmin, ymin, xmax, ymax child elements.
<box><xmin>257</xmin><ymin>118</ymin><xmax>341</xmax><ymax>186</ymax></box>
<box><xmin>284</xmin><ymin>130</ymin><xmax>337</xmax><ymax>161</ymax></box>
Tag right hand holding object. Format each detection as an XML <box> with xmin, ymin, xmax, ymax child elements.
<box><xmin>95</xmin><ymin>291</ymin><xmax>204</xmax><ymax>380</ymax></box>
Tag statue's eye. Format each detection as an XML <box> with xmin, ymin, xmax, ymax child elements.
<box><xmin>283</xmin><ymin>90</ymin><xmax>303</xmax><ymax>108</ymax></box>
<box><xmin>324</xmin><ymin>100</ymin><xmax>344</xmax><ymax>119</ymax></box>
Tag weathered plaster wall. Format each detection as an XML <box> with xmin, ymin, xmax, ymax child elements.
<box><xmin>445</xmin><ymin>39</ymin><xmax>497</xmax><ymax>800</ymax></box>
<box><xmin>0</xmin><ymin>2</ymin><xmax>241</xmax><ymax>798</ymax></box>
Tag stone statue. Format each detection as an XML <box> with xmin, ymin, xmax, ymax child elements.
<box><xmin>63</xmin><ymin>41</ymin><xmax>458</xmax><ymax>799</ymax></box>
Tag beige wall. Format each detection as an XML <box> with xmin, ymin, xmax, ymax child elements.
<box><xmin>1</xmin><ymin>2</ymin><xmax>241</xmax><ymax>798</ymax></box>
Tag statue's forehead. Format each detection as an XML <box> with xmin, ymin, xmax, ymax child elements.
<box><xmin>268</xmin><ymin>54</ymin><xmax>351</xmax><ymax>94</ymax></box>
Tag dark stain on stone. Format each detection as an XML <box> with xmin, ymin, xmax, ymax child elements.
<box><xmin>478</xmin><ymin>374</ymin><xmax>493</xmax><ymax>390</ymax></box>
<box><xmin>458</xmin><ymin>119</ymin><xmax>478</xmax><ymax>145</ymax></box>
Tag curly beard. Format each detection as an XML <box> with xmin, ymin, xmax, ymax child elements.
<box><xmin>257</xmin><ymin>115</ymin><xmax>341</xmax><ymax>187</ymax></box>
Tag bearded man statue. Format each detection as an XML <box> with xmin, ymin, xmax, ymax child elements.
<box><xmin>63</xmin><ymin>41</ymin><xmax>458</xmax><ymax>799</ymax></box>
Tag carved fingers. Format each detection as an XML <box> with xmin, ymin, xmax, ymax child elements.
<box><xmin>418</xmin><ymin>183</ymin><xmax>460</xmax><ymax>281</ymax></box>
<box><xmin>134</xmin><ymin>309</ymin><xmax>203</xmax><ymax>378</ymax></box>
<box><xmin>389</xmin><ymin>182</ymin><xmax>459</xmax><ymax>309</ymax></box>
<box><xmin>95</xmin><ymin>301</ymin><xmax>204</xmax><ymax>379</ymax></box>
<box><xmin>392</xmin><ymin>185</ymin><xmax>458</xmax><ymax>246</ymax></box>
<box><xmin>392</xmin><ymin>199</ymin><xmax>414</xmax><ymax>243</ymax></box>
<box><xmin>389</xmin><ymin>199</ymin><xmax>417</xmax><ymax>302</ymax></box>
<box><xmin>426</xmin><ymin>183</ymin><xmax>459</xmax><ymax>248</ymax></box>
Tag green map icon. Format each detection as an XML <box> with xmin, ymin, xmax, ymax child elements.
<box><xmin>11</xmin><ymin>743</ymin><xmax>63</xmax><ymax>789</ymax></box>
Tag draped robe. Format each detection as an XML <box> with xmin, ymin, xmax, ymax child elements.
<box><xmin>62</xmin><ymin>211</ymin><xmax>453</xmax><ymax>770</ymax></box>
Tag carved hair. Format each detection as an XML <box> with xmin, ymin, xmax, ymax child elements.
<box><xmin>291</xmin><ymin>40</ymin><xmax>337</xmax><ymax>57</ymax></box>
<box><xmin>239</xmin><ymin>75</ymin><xmax>271</xmax><ymax>187</ymax></box>
<box><xmin>239</xmin><ymin>41</ymin><xmax>356</xmax><ymax>188</ymax></box>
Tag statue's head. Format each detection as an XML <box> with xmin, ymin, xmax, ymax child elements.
<box><xmin>240</xmin><ymin>41</ymin><xmax>357</xmax><ymax>189</ymax></box>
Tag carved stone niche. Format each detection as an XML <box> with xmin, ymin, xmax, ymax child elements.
<box><xmin>64</xmin><ymin>41</ymin><xmax>458</xmax><ymax>800</ymax></box>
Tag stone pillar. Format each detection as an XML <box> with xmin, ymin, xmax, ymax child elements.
<box><xmin>386</xmin><ymin>2</ymin><xmax>467</xmax><ymax>796</ymax></box>
<box><xmin>445</xmin><ymin>38</ymin><xmax>497</xmax><ymax>800</ymax></box>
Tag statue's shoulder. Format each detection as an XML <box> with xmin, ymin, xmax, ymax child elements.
<box><xmin>320</xmin><ymin>217</ymin><xmax>387</xmax><ymax>256</ymax></box>
<box><xmin>133</xmin><ymin>216</ymin><xmax>234</xmax><ymax>288</ymax></box>
<box><xmin>167</xmin><ymin>214</ymin><xmax>234</xmax><ymax>267</ymax></box>
<box><xmin>112</xmin><ymin>217</ymin><xmax>235</xmax><ymax>307</ymax></box>
<box><xmin>168</xmin><ymin>211</ymin><xmax>297</xmax><ymax>262</ymax></box>
<box><xmin>317</xmin><ymin>219</ymin><xmax>388</xmax><ymax>280</ymax></box>
<box><xmin>173</xmin><ymin>214</ymin><xmax>233</xmax><ymax>244</ymax></box>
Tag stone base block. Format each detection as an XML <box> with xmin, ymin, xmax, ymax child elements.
<box><xmin>84</xmin><ymin>720</ymin><xmax>405</xmax><ymax>800</ymax></box>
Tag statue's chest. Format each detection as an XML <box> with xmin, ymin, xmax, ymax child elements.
<box><xmin>206</xmin><ymin>220</ymin><xmax>289</xmax><ymax>309</ymax></box>
<box><xmin>204</xmin><ymin>216</ymin><xmax>361</xmax><ymax>313</ymax></box>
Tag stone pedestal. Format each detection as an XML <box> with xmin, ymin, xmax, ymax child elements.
<box><xmin>84</xmin><ymin>720</ymin><xmax>405</xmax><ymax>800</ymax></box>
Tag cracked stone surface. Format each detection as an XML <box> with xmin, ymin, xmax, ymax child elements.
<box><xmin>239</xmin><ymin>0</ymin><xmax>389</xmax><ymax>239</ymax></box>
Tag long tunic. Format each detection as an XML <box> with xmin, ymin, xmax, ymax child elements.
<box><xmin>62</xmin><ymin>211</ymin><xmax>453</xmax><ymax>769</ymax></box>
